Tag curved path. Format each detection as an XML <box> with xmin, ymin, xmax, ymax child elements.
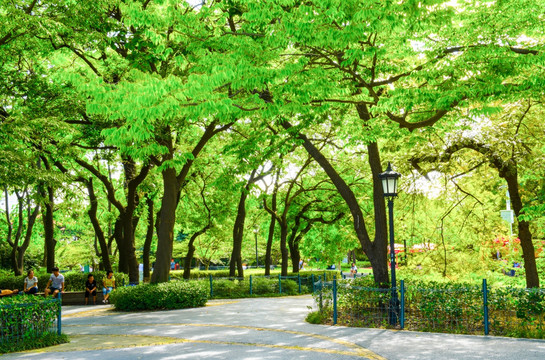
<box><xmin>4</xmin><ymin>296</ymin><xmax>545</xmax><ymax>359</ymax></box>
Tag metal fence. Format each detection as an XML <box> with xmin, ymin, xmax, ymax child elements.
<box><xmin>314</xmin><ymin>278</ymin><xmax>545</xmax><ymax>338</ymax></box>
<box><xmin>0</xmin><ymin>296</ymin><xmax>61</xmax><ymax>347</ymax></box>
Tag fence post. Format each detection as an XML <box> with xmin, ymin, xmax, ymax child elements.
<box><xmin>400</xmin><ymin>280</ymin><xmax>405</xmax><ymax>330</ymax></box>
<box><xmin>57</xmin><ymin>293</ymin><xmax>62</xmax><ymax>335</ymax></box>
<box><xmin>323</xmin><ymin>271</ymin><xmax>326</xmax><ymax>281</ymax></box>
<box><xmin>278</xmin><ymin>274</ymin><xmax>282</xmax><ymax>294</ymax></box>
<box><xmin>298</xmin><ymin>273</ymin><xmax>301</xmax><ymax>294</ymax></box>
<box><xmin>312</xmin><ymin>274</ymin><xmax>315</xmax><ymax>292</ymax></box>
<box><xmin>482</xmin><ymin>278</ymin><xmax>489</xmax><ymax>335</ymax></box>
<box><xmin>250</xmin><ymin>275</ymin><xmax>253</xmax><ymax>295</ymax></box>
<box><xmin>209</xmin><ymin>275</ymin><xmax>213</xmax><ymax>298</ymax></box>
<box><xmin>333</xmin><ymin>276</ymin><xmax>337</xmax><ymax>325</ymax></box>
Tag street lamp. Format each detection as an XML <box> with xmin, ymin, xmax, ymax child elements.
<box><xmin>253</xmin><ymin>227</ymin><xmax>259</xmax><ymax>268</ymax></box>
<box><xmin>379</xmin><ymin>162</ymin><xmax>401</xmax><ymax>326</ymax></box>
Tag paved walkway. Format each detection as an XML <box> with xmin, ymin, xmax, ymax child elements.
<box><xmin>4</xmin><ymin>296</ymin><xmax>545</xmax><ymax>359</ymax></box>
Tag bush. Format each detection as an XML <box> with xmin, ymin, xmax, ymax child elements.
<box><xmin>0</xmin><ymin>295</ymin><xmax>65</xmax><ymax>353</ymax></box>
<box><xmin>278</xmin><ymin>279</ymin><xmax>298</xmax><ymax>295</ymax></box>
<box><xmin>109</xmin><ymin>280</ymin><xmax>208</xmax><ymax>311</ymax></box>
<box><xmin>306</xmin><ymin>310</ymin><xmax>326</xmax><ymax>324</ymax></box>
<box><xmin>0</xmin><ymin>271</ymin><xmax>128</xmax><ymax>292</ymax></box>
<box><xmin>251</xmin><ymin>277</ymin><xmax>276</xmax><ymax>295</ymax></box>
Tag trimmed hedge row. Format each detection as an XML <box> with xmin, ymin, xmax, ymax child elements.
<box><xmin>109</xmin><ymin>281</ymin><xmax>208</xmax><ymax>311</ymax></box>
<box><xmin>170</xmin><ymin>269</ymin><xmax>341</xmax><ymax>281</ymax></box>
<box><xmin>0</xmin><ymin>271</ymin><xmax>128</xmax><ymax>292</ymax></box>
<box><xmin>211</xmin><ymin>277</ymin><xmax>301</xmax><ymax>298</ymax></box>
<box><xmin>0</xmin><ymin>295</ymin><xmax>67</xmax><ymax>353</ymax></box>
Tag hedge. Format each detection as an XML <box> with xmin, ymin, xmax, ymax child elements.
<box><xmin>170</xmin><ymin>269</ymin><xmax>341</xmax><ymax>281</ymax></box>
<box><xmin>0</xmin><ymin>295</ymin><xmax>67</xmax><ymax>353</ymax></box>
<box><xmin>0</xmin><ymin>271</ymin><xmax>128</xmax><ymax>292</ymax></box>
<box><xmin>109</xmin><ymin>280</ymin><xmax>208</xmax><ymax>311</ymax></box>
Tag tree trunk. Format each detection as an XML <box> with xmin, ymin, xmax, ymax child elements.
<box><xmin>288</xmin><ymin>235</ymin><xmax>301</xmax><ymax>274</ymax></box>
<box><xmin>505</xmin><ymin>171</ymin><xmax>539</xmax><ymax>288</ymax></box>
<box><xmin>279</xmin><ymin>221</ymin><xmax>289</xmax><ymax>276</ymax></box>
<box><xmin>43</xmin><ymin>185</ymin><xmax>56</xmax><ymax>272</ymax></box>
<box><xmin>152</xmin><ymin>166</ymin><xmax>179</xmax><ymax>283</ymax></box>
<box><xmin>9</xmin><ymin>192</ymin><xmax>24</xmax><ymax>275</ymax></box>
<box><xmin>281</xmin><ymin>121</ymin><xmax>389</xmax><ymax>284</ymax></box>
<box><xmin>230</xmin><ymin>189</ymin><xmax>248</xmax><ymax>278</ymax></box>
<box><xmin>86</xmin><ymin>178</ymin><xmax>112</xmax><ymax>272</ymax></box>
<box><xmin>152</xmin><ymin>122</ymin><xmax>226</xmax><ymax>283</ymax></box>
<box><xmin>264</xmin><ymin>170</ymin><xmax>280</xmax><ymax>276</ymax></box>
<box><xmin>16</xmin><ymin>201</ymin><xmax>40</xmax><ymax>275</ymax></box>
<box><xmin>265</xmin><ymin>212</ymin><xmax>275</xmax><ymax>276</ymax></box>
<box><xmin>183</xmin><ymin>237</ymin><xmax>197</xmax><ymax>280</ymax></box>
<box><xmin>366</xmin><ymin>141</ymin><xmax>390</xmax><ymax>285</ymax></box>
<box><xmin>114</xmin><ymin>218</ymin><xmax>128</xmax><ymax>273</ymax></box>
<box><xmin>143</xmin><ymin>195</ymin><xmax>154</xmax><ymax>282</ymax></box>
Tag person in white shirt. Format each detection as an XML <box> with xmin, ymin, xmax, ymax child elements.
<box><xmin>44</xmin><ymin>267</ymin><xmax>65</xmax><ymax>298</ymax></box>
<box><xmin>23</xmin><ymin>269</ymin><xmax>38</xmax><ymax>294</ymax></box>
<box><xmin>350</xmin><ymin>263</ymin><xmax>358</xmax><ymax>276</ymax></box>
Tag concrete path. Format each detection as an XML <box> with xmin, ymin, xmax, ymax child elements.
<box><xmin>3</xmin><ymin>296</ymin><xmax>545</xmax><ymax>359</ymax></box>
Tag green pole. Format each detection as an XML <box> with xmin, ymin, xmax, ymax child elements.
<box><xmin>483</xmin><ymin>279</ymin><xmax>489</xmax><ymax>335</ymax></box>
<box><xmin>209</xmin><ymin>274</ymin><xmax>213</xmax><ymax>298</ymax></box>
<box><xmin>278</xmin><ymin>274</ymin><xmax>282</xmax><ymax>294</ymax></box>
<box><xmin>250</xmin><ymin>275</ymin><xmax>253</xmax><ymax>295</ymax></box>
<box><xmin>298</xmin><ymin>273</ymin><xmax>301</xmax><ymax>294</ymax></box>
<box><xmin>57</xmin><ymin>292</ymin><xmax>62</xmax><ymax>335</ymax></box>
<box><xmin>312</xmin><ymin>274</ymin><xmax>315</xmax><ymax>292</ymax></box>
<box><xmin>333</xmin><ymin>276</ymin><xmax>337</xmax><ymax>325</ymax></box>
<box><xmin>400</xmin><ymin>280</ymin><xmax>405</xmax><ymax>330</ymax></box>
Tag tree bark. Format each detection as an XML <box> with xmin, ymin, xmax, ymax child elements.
<box><xmin>15</xmin><ymin>198</ymin><xmax>40</xmax><ymax>275</ymax></box>
<box><xmin>152</xmin><ymin>121</ymin><xmax>231</xmax><ymax>283</ymax></box>
<box><xmin>265</xmin><ymin>212</ymin><xmax>276</xmax><ymax>276</ymax></box>
<box><xmin>229</xmin><ymin>188</ymin><xmax>249</xmax><ymax>278</ymax></box>
<box><xmin>43</xmin><ymin>185</ymin><xmax>56</xmax><ymax>272</ymax></box>
<box><xmin>86</xmin><ymin>178</ymin><xmax>112</xmax><ymax>272</ymax></box>
<box><xmin>152</xmin><ymin>166</ymin><xmax>178</xmax><ymax>283</ymax></box>
<box><xmin>504</xmin><ymin>170</ymin><xmax>539</xmax><ymax>288</ymax></box>
<box><xmin>143</xmin><ymin>195</ymin><xmax>154</xmax><ymax>282</ymax></box>
<box><xmin>281</xmin><ymin>120</ymin><xmax>389</xmax><ymax>284</ymax></box>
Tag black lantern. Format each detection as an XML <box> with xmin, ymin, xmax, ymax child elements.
<box><xmin>379</xmin><ymin>162</ymin><xmax>401</xmax><ymax>198</ymax></box>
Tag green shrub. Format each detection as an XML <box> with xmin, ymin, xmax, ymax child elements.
<box><xmin>278</xmin><ymin>279</ymin><xmax>298</xmax><ymax>295</ymax></box>
<box><xmin>0</xmin><ymin>271</ymin><xmax>128</xmax><ymax>292</ymax></box>
<box><xmin>109</xmin><ymin>280</ymin><xmax>208</xmax><ymax>311</ymax></box>
<box><xmin>0</xmin><ymin>295</ymin><xmax>64</xmax><ymax>353</ymax></box>
<box><xmin>306</xmin><ymin>310</ymin><xmax>326</xmax><ymax>324</ymax></box>
<box><xmin>0</xmin><ymin>333</ymin><xmax>68</xmax><ymax>354</ymax></box>
<box><xmin>251</xmin><ymin>277</ymin><xmax>276</xmax><ymax>294</ymax></box>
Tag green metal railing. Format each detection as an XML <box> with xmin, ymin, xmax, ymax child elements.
<box><xmin>0</xmin><ymin>295</ymin><xmax>61</xmax><ymax>347</ymax></box>
<box><xmin>313</xmin><ymin>278</ymin><xmax>545</xmax><ymax>337</ymax></box>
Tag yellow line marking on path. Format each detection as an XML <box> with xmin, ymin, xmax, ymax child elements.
<box><xmin>26</xmin><ymin>334</ymin><xmax>383</xmax><ymax>359</ymax></box>
<box><xmin>62</xmin><ymin>323</ymin><xmax>386</xmax><ymax>360</ymax></box>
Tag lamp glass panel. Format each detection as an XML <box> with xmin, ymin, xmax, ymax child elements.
<box><xmin>381</xmin><ymin>178</ymin><xmax>389</xmax><ymax>194</ymax></box>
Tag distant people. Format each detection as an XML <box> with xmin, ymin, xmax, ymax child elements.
<box><xmin>299</xmin><ymin>259</ymin><xmax>303</xmax><ymax>270</ymax></box>
<box><xmin>44</xmin><ymin>267</ymin><xmax>64</xmax><ymax>298</ymax></box>
<box><xmin>85</xmin><ymin>274</ymin><xmax>97</xmax><ymax>305</ymax></box>
<box><xmin>102</xmin><ymin>271</ymin><xmax>115</xmax><ymax>304</ymax></box>
<box><xmin>170</xmin><ymin>259</ymin><xmax>175</xmax><ymax>270</ymax></box>
<box><xmin>23</xmin><ymin>270</ymin><xmax>39</xmax><ymax>295</ymax></box>
<box><xmin>0</xmin><ymin>289</ymin><xmax>19</xmax><ymax>297</ymax></box>
<box><xmin>350</xmin><ymin>263</ymin><xmax>358</xmax><ymax>276</ymax></box>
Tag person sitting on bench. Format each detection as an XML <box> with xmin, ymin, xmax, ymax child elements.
<box><xmin>44</xmin><ymin>267</ymin><xmax>65</xmax><ymax>298</ymax></box>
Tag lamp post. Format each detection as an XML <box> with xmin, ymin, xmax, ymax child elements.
<box><xmin>253</xmin><ymin>227</ymin><xmax>259</xmax><ymax>268</ymax></box>
<box><xmin>379</xmin><ymin>162</ymin><xmax>401</xmax><ymax>326</ymax></box>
